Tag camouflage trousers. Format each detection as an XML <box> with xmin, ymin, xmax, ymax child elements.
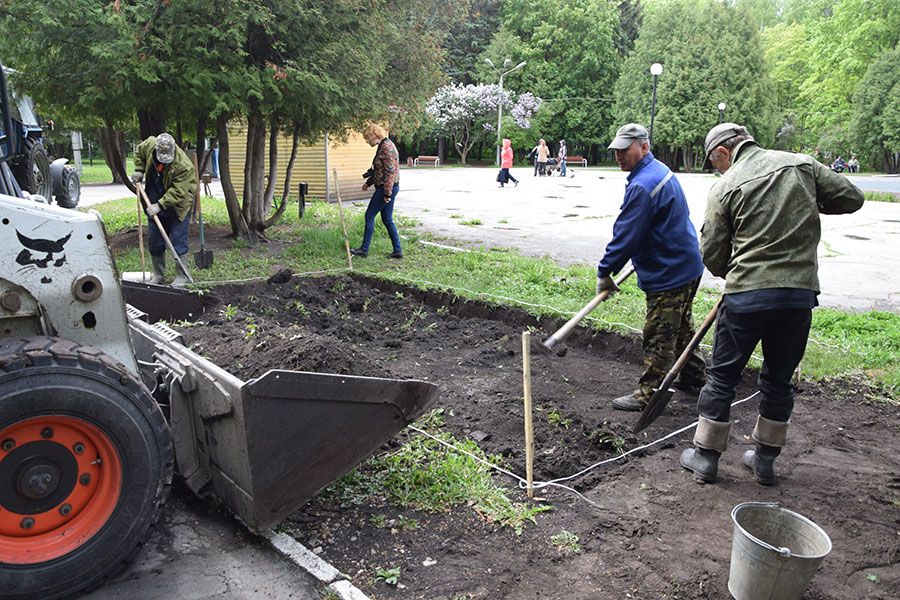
<box><xmin>637</xmin><ymin>278</ymin><xmax>706</xmax><ymax>400</ymax></box>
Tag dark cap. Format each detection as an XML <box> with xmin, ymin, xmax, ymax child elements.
<box><xmin>608</xmin><ymin>123</ymin><xmax>649</xmax><ymax>150</ymax></box>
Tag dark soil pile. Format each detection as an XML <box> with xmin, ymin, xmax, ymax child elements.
<box><xmin>178</xmin><ymin>274</ymin><xmax>899</xmax><ymax>600</ymax></box>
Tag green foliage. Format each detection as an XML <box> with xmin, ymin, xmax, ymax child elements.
<box><xmin>550</xmin><ymin>530</ymin><xmax>582</xmax><ymax>555</ymax></box>
<box><xmin>852</xmin><ymin>47</ymin><xmax>900</xmax><ymax>172</ymax></box>
<box><xmin>612</xmin><ymin>0</ymin><xmax>777</xmax><ymax>169</ymax></box>
<box><xmin>487</xmin><ymin>0</ymin><xmax>620</xmax><ymax>146</ymax></box>
<box><xmin>375</xmin><ymin>567</ymin><xmax>401</xmax><ymax>586</ymax></box>
<box><xmin>864</xmin><ymin>191</ymin><xmax>899</xmax><ymax>204</ymax></box>
<box><xmin>760</xmin><ymin>22</ymin><xmax>812</xmax><ymax>150</ymax></box>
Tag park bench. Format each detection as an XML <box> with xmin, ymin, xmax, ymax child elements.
<box><xmin>413</xmin><ymin>155</ymin><xmax>441</xmax><ymax>166</ymax></box>
<box><xmin>566</xmin><ymin>155</ymin><xmax>587</xmax><ymax>167</ymax></box>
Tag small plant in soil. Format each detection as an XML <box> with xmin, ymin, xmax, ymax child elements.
<box><xmin>320</xmin><ymin>589</ymin><xmax>341</xmax><ymax>600</ymax></box>
<box><xmin>362</xmin><ymin>297</ymin><xmax>373</xmax><ymax>312</ymax></box>
<box><xmin>376</xmin><ymin>567</ymin><xmax>401</xmax><ymax>586</ymax></box>
<box><xmin>547</xmin><ymin>409</ymin><xmax>573</xmax><ymax>429</ymax></box>
<box><xmin>243</xmin><ymin>321</ymin><xmax>258</xmax><ymax>339</ymax></box>
<box><xmin>550</xmin><ymin>530</ymin><xmax>582</xmax><ymax>555</ymax></box>
<box><xmin>221</xmin><ymin>304</ymin><xmax>238</xmax><ymax>321</ymax></box>
<box><xmin>436</xmin><ymin>305</ymin><xmax>450</xmax><ymax>316</ymax></box>
<box><xmin>400</xmin><ymin>305</ymin><xmax>428</xmax><ymax>331</ymax></box>
<box><xmin>369</xmin><ymin>514</ymin><xmax>387</xmax><ymax>528</ymax></box>
<box><xmin>589</xmin><ymin>428</ymin><xmax>626</xmax><ymax>453</ymax></box>
<box><xmin>292</xmin><ymin>301</ymin><xmax>310</xmax><ymax>317</ymax></box>
<box><xmin>394</xmin><ymin>515</ymin><xmax>419</xmax><ymax>531</ymax></box>
<box><xmin>330</xmin><ymin>281</ymin><xmax>347</xmax><ymax>293</ymax></box>
<box><xmin>450</xmin><ymin>213</ymin><xmax>462</xmax><ymax>219</ymax></box>
<box><xmin>394</xmin><ymin>291</ymin><xmax>405</xmax><ymax>300</ymax></box>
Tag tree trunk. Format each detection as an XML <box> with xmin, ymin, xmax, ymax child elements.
<box><xmin>242</xmin><ymin>105</ymin><xmax>266</xmax><ymax>230</ymax></box>
<box><xmin>100</xmin><ymin>121</ymin><xmax>132</xmax><ymax>190</ymax></box>
<box><xmin>266</xmin><ymin>122</ymin><xmax>300</xmax><ymax>228</ymax></box>
<box><xmin>216</xmin><ymin>114</ymin><xmax>253</xmax><ymax>243</ymax></box>
<box><xmin>437</xmin><ymin>137</ymin><xmax>446</xmax><ymax>163</ymax></box>
<box><xmin>262</xmin><ymin>114</ymin><xmax>279</xmax><ymax>218</ymax></box>
<box><xmin>137</xmin><ymin>108</ymin><xmax>166</xmax><ymax>139</ymax></box>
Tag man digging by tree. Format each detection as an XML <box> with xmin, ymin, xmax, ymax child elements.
<box><xmin>597</xmin><ymin>123</ymin><xmax>706</xmax><ymax>412</ymax></box>
<box><xmin>680</xmin><ymin>123</ymin><xmax>864</xmax><ymax>485</ymax></box>
<box><xmin>131</xmin><ymin>133</ymin><xmax>196</xmax><ymax>286</ymax></box>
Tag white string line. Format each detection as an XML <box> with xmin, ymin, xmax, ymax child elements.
<box><xmin>407</xmin><ymin>390</ymin><xmax>760</xmax><ymax>509</ymax></box>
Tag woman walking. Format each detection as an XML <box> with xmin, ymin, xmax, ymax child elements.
<box><xmin>350</xmin><ymin>124</ymin><xmax>403</xmax><ymax>259</ymax></box>
<box><xmin>499</xmin><ymin>139</ymin><xmax>518</xmax><ymax>187</ymax></box>
<box><xmin>536</xmin><ymin>139</ymin><xmax>549</xmax><ymax>176</ymax></box>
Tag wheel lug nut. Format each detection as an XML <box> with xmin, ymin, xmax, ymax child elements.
<box><xmin>59</xmin><ymin>504</ymin><xmax>72</xmax><ymax>516</ymax></box>
<box><xmin>40</xmin><ymin>427</ymin><xmax>53</xmax><ymax>439</ymax></box>
<box><xmin>20</xmin><ymin>517</ymin><xmax>35</xmax><ymax>529</ymax></box>
<box><xmin>1</xmin><ymin>438</ymin><xmax>14</xmax><ymax>451</ymax></box>
<box><xmin>73</xmin><ymin>442</ymin><xmax>85</xmax><ymax>454</ymax></box>
<box><xmin>79</xmin><ymin>473</ymin><xmax>91</xmax><ymax>486</ymax></box>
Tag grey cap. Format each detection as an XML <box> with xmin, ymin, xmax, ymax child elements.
<box><xmin>703</xmin><ymin>123</ymin><xmax>752</xmax><ymax>160</ymax></box>
<box><xmin>608</xmin><ymin>123</ymin><xmax>649</xmax><ymax>150</ymax></box>
<box><xmin>155</xmin><ymin>133</ymin><xmax>176</xmax><ymax>164</ymax></box>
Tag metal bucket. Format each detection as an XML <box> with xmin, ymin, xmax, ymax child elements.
<box><xmin>728</xmin><ymin>502</ymin><xmax>832</xmax><ymax>600</ymax></box>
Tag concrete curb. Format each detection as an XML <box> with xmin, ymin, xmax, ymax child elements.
<box><xmin>263</xmin><ymin>529</ymin><xmax>371</xmax><ymax>600</ymax></box>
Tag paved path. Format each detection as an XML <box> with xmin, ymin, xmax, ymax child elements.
<box><xmin>393</xmin><ymin>167</ymin><xmax>900</xmax><ymax>313</ymax></box>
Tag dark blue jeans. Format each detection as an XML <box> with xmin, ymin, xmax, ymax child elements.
<box><xmin>361</xmin><ymin>183</ymin><xmax>401</xmax><ymax>253</ymax></box>
<box><xmin>698</xmin><ymin>306</ymin><xmax>812</xmax><ymax>424</ymax></box>
<box><xmin>148</xmin><ymin>208</ymin><xmax>190</xmax><ymax>256</ymax></box>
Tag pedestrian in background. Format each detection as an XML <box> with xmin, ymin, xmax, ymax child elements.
<box><xmin>351</xmin><ymin>123</ymin><xmax>403</xmax><ymax>259</ymax></box>
<box><xmin>557</xmin><ymin>139</ymin><xmax>567</xmax><ymax>177</ymax></box>
<box><xmin>680</xmin><ymin>123</ymin><xmax>864</xmax><ymax>485</ymax></box>
<box><xmin>499</xmin><ymin>138</ymin><xmax>518</xmax><ymax>188</ymax></box>
<box><xmin>131</xmin><ymin>133</ymin><xmax>196</xmax><ymax>286</ymax></box>
<box><xmin>536</xmin><ymin>139</ymin><xmax>549</xmax><ymax>176</ymax></box>
<box><xmin>597</xmin><ymin>123</ymin><xmax>706</xmax><ymax>412</ymax></box>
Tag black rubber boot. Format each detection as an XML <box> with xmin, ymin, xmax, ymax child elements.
<box><xmin>741</xmin><ymin>443</ymin><xmax>781</xmax><ymax>486</ymax></box>
<box><xmin>612</xmin><ymin>393</ymin><xmax>647</xmax><ymax>412</ymax></box>
<box><xmin>680</xmin><ymin>447</ymin><xmax>721</xmax><ymax>482</ymax></box>
<box><xmin>150</xmin><ymin>254</ymin><xmax>166</xmax><ymax>285</ymax></box>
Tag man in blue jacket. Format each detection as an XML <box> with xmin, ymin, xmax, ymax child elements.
<box><xmin>598</xmin><ymin>123</ymin><xmax>706</xmax><ymax>411</ymax></box>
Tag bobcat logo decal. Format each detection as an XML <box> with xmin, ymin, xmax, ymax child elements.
<box><xmin>15</xmin><ymin>230</ymin><xmax>72</xmax><ymax>278</ymax></box>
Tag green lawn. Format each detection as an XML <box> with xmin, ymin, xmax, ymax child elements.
<box><xmin>79</xmin><ymin>159</ymin><xmax>136</xmax><ymax>185</ymax></box>
<box><xmin>88</xmin><ymin>197</ymin><xmax>900</xmax><ymax>397</ymax></box>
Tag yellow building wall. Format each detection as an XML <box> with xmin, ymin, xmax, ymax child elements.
<box><xmin>227</xmin><ymin>125</ymin><xmax>372</xmax><ymax>202</ymax></box>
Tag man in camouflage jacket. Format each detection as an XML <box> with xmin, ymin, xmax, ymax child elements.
<box><xmin>680</xmin><ymin>123</ymin><xmax>864</xmax><ymax>486</ymax></box>
<box><xmin>131</xmin><ymin>133</ymin><xmax>196</xmax><ymax>285</ymax></box>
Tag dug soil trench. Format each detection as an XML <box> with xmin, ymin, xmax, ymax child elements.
<box><xmin>178</xmin><ymin>273</ymin><xmax>899</xmax><ymax>600</ymax></box>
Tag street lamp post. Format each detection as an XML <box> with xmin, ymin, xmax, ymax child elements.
<box><xmin>718</xmin><ymin>102</ymin><xmax>727</xmax><ymax>124</ymax></box>
<box><xmin>486</xmin><ymin>58</ymin><xmax>527</xmax><ymax>166</ymax></box>
<box><xmin>649</xmin><ymin>63</ymin><xmax>663</xmax><ymax>147</ymax></box>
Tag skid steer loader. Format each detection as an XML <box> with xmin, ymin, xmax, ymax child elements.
<box><xmin>0</xmin><ymin>64</ymin><xmax>438</xmax><ymax>599</ymax></box>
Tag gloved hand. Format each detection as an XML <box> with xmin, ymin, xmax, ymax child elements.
<box><xmin>596</xmin><ymin>275</ymin><xmax>620</xmax><ymax>295</ymax></box>
<box><xmin>131</xmin><ymin>171</ymin><xmax>143</xmax><ymax>184</ymax></box>
<box><xmin>145</xmin><ymin>202</ymin><xmax>162</xmax><ymax>217</ymax></box>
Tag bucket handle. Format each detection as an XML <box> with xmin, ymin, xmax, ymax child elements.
<box><xmin>732</xmin><ymin>502</ymin><xmax>793</xmax><ymax>558</ymax></box>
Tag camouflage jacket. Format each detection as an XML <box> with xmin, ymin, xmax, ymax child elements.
<box><xmin>134</xmin><ymin>136</ymin><xmax>197</xmax><ymax>220</ymax></box>
<box><xmin>702</xmin><ymin>141</ymin><xmax>864</xmax><ymax>294</ymax></box>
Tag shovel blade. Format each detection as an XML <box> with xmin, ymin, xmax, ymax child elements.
<box><xmin>633</xmin><ymin>388</ymin><xmax>674</xmax><ymax>433</ymax></box>
<box><xmin>194</xmin><ymin>249</ymin><xmax>214</xmax><ymax>269</ymax></box>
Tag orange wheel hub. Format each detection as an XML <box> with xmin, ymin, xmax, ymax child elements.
<box><xmin>0</xmin><ymin>415</ymin><xmax>122</xmax><ymax>564</ymax></box>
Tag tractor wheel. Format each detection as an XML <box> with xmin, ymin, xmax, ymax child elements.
<box><xmin>54</xmin><ymin>166</ymin><xmax>80</xmax><ymax>209</ymax></box>
<box><xmin>11</xmin><ymin>140</ymin><xmax>52</xmax><ymax>200</ymax></box>
<box><xmin>0</xmin><ymin>337</ymin><xmax>173</xmax><ymax>600</ymax></box>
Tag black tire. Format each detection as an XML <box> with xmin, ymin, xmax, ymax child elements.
<box><xmin>0</xmin><ymin>337</ymin><xmax>173</xmax><ymax>600</ymax></box>
<box><xmin>54</xmin><ymin>166</ymin><xmax>80</xmax><ymax>209</ymax></box>
<box><xmin>11</xmin><ymin>140</ymin><xmax>52</xmax><ymax>200</ymax></box>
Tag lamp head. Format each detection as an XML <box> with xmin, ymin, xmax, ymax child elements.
<box><xmin>718</xmin><ymin>102</ymin><xmax>727</xmax><ymax>111</ymax></box>
<box><xmin>650</xmin><ymin>63</ymin><xmax>663</xmax><ymax>76</ymax></box>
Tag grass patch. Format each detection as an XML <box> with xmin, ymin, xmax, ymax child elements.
<box><xmin>79</xmin><ymin>159</ymin><xmax>136</xmax><ymax>185</ymax></box>
<box><xmin>864</xmin><ymin>190</ymin><xmax>899</xmax><ymax>203</ymax></box>
<box><xmin>90</xmin><ymin>197</ymin><xmax>900</xmax><ymax>396</ymax></box>
<box><xmin>550</xmin><ymin>530</ymin><xmax>582</xmax><ymax>555</ymax></box>
<box><xmin>459</xmin><ymin>218</ymin><xmax>482</xmax><ymax>226</ymax></box>
<box><xmin>326</xmin><ymin>409</ymin><xmax>550</xmax><ymax>534</ymax></box>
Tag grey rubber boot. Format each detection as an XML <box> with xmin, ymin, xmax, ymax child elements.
<box><xmin>680</xmin><ymin>417</ymin><xmax>731</xmax><ymax>482</ymax></box>
<box><xmin>150</xmin><ymin>254</ymin><xmax>166</xmax><ymax>285</ymax></box>
<box><xmin>171</xmin><ymin>253</ymin><xmax>191</xmax><ymax>287</ymax></box>
<box><xmin>742</xmin><ymin>415</ymin><xmax>789</xmax><ymax>486</ymax></box>
<box><xmin>741</xmin><ymin>444</ymin><xmax>781</xmax><ymax>486</ymax></box>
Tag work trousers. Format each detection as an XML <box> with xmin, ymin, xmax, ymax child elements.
<box><xmin>361</xmin><ymin>182</ymin><xmax>401</xmax><ymax>253</ymax></box>
<box><xmin>697</xmin><ymin>306</ymin><xmax>811</xmax><ymax>423</ymax></box>
<box><xmin>638</xmin><ymin>277</ymin><xmax>706</xmax><ymax>399</ymax></box>
<box><xmin>148</xmin><ymin>209</ymin><xmax>190</xmax><ymax>256</ymax></box>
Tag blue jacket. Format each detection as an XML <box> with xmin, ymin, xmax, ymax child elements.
<box><xmin>597</xmin><ymin>153</ymin><xmax>703</xmax><ymax>292</ymax></box>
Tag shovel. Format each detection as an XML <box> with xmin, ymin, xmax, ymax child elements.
<box><xmin>192</xmin><ymin>154</ymin><xmax>214</xmax><ymax>269</ymax></box>
<box><xmin>136</xmin><ymin>182</ymin><xmax>194</xmax><ymax>284</ymax></box>
<box><xmin>540</xmin><ymin>266</ymin><xmax>636</xmax><ymax>356</ymax></box>
<box><xmin>633</xmin><ymin>298</ymin><xmax>722</xmax><ymax>433</ymax></box>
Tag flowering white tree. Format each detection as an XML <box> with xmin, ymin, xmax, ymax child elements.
<box><xmin>426</xmin><ymin>83</ymin><xmax>541</xmax><ymax>164</ymax></box>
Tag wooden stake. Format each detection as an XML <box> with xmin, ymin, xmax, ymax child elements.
<box><xmin>136</xmin><ymin>191</ymin><xmax>146</xmax><ymax>282</ymax></box>
<box><xmin>521</xmin><ymin>330</ymin><xmax>535</xmax><ymax>498</ymax></box>
<box><xmin>332</xmin><ymin>168</ymin><xmax>353</xmax><ymax>270</ymax></box>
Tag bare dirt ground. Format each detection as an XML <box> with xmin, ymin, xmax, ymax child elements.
<box><xmin>178</xmin><ymin>273</ymin><xmax>899</xmax><ymax>600</ymax></box>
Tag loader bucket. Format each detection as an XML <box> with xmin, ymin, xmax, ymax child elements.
<box><xmin>128</xmin><ymin>314</ymin><xmax>438</xmax><ymax>531</ymax></box>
